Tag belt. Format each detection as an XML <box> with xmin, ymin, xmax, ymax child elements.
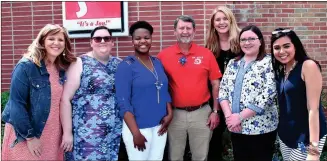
<box><xmin>174</xmin><ymin>101</ymin><xmax>208</xmax><ymax>112</ymax></box>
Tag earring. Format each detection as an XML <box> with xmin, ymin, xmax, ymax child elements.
<box><xmin>63</xmin><ymin>52</ymin><xmax>66</xmax><ymax>56</ymax></box>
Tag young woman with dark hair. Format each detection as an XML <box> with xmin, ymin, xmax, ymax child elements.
<box><xmin>271</xmin><ymin>28</ymin><xmax>327</xmax><ymax>161</ymax></box>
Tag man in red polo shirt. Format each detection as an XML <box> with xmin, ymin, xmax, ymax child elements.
<box><xmin>157</xmin><ymin>15</ymin><xmax>222</xmax><ymax>161</ymax></box>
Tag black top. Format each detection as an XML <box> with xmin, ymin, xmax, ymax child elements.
<box><xmin>208</xmin><ymin>49</ymin><xmax>237</xmax><ymax>108</ymax></box>
<box><xmin>216</xmin><ymin>49</ymin><xmax>238</xmax><ymax>74</ymax></box>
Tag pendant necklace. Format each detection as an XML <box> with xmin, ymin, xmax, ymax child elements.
<box><xmin>137</xmin><ymin>56</ymin><xmax>163</xmax><ymax>104</ymax></box>
<box><xmin>284</xmin><ymin>61</ymin><xmax>297</xmax><ymax>80</ymax></box>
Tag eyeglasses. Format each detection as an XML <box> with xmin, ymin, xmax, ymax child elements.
<box><xmin>92</xmin><ymin>36</ymin><xmax>112</xmax><ymax>43</ymax></box>
<box><xmin>240</xmin><ymin>37</ymin><xmax>259</xmax><ymax>43</ymax></box>
<box><xmin>272</xmin><ymin>29</ymin><xmax>292</xmax><ymax>35</ymax></box>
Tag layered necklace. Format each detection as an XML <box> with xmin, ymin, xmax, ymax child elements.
<box><xmin>137</xmin><ymin>56</ymin><xmax>163</xmax><ymax>104</ymax></box>
<box><xmin>284</xmin><ymin>60</ymin><xmax>297</xmax><ymax>80</ymax></box>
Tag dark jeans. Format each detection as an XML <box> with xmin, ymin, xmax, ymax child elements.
<box><xmin>231</xmin><ymin>130</ymin><xmax>277</xmax><ymax>161</ymax></box>
<box><xmin>207</xmin><ymin>112</ymin><xmax>226</xmax><ymax>161</ymax></box>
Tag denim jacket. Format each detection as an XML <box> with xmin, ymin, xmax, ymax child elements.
<box><xmin>2</xmin><ymin>57</ymin><xmax>65</xmax><ymax>147</ymax></box>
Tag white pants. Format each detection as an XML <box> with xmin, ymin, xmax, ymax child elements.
<box><xmin>122</xmin><ymin>121</ymin><xmax>167</xmax><ymax>160</ymax></box>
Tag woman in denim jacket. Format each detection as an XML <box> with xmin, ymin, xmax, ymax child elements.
<box><xmin>1</xmin><ymin>24</ymin><xmax>76</xmax><ymax>160</ymax></box>
<box><xmin>218</xmin><ymin>25</ymin><xmax>278</xmax><ymax>161</ymax></box>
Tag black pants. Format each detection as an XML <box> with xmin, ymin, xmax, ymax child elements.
<box><xmin>118</xmin><ymin>137</ymin><xmax>128</xmax><ymax>161</ymax></box>
<box><xmin>207</xmin><ymin>112</ymin><xmax>226</xmax><ymax>161</ymax></box>
<box><xmin>231</xmin><ymin>130</ymin><xmax>277</xmax><ymax>161</ymax></box>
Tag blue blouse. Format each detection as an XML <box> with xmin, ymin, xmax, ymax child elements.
<box><xmin>115</xmin><ymin>56</ymin><xmax>171</xmax><ymax>129</ymax></box>
<box><xmin>277</xmin><ymin>61</ymin><xmax>327</xmax><ymax>149</ymax></box>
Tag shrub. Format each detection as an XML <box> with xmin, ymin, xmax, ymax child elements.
<box><xmin>322</xmin><ymin>91</ymin><xmax>327</xmax><ymax>108</ymax></box>
<box><xmin>1</xmin><ymin>91</ymin><xmax>9</xmax><ymax>114</ymax></box>
<box><xmin>1</xmin><ymin>91</ymin><xmax>9</xmax><ymax>144</ymax></box>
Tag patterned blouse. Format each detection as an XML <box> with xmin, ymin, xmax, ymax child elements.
<box><xmin>218</xmin><ymin>54</ymin><xmax>279</xmax><ymax>135</ymax></box>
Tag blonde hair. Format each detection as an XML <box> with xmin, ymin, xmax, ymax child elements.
<box><xmin>24</xmin><ymin>24</ymin><xmax>76</xmax><ymax>70</ymax></box>
<box><xmin>205</xmin><ymin>6</ymin><xmax>241</xmax><ymax>58</ymax></box>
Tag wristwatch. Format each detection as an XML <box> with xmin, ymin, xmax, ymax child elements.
<box><xmin>310</xmin><ymin>141</ymin><xmax>319</xmax><ymax>148</ymax></box>
<box><xmin>212</xmin><ymin>110</ymin><xmax>220</xmax><ymax>114</ymax></box>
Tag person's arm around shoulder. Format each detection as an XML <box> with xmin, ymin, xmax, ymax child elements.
<box><xmin>115</xmin><ymin>61</ymin><xmax>147</xmax><ymax>151</ymax></box>
<box><xmin>302</xmin><ymin>59</ymin><xmax>322</xmax><ymax>160</ymax></box>
<box><xmin>60</xmin><ymin>57</ymin><xmax>83</xmax><ymax>152</ymax></box>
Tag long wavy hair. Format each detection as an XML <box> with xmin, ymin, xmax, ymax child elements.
<box><xmin>205</xmin><ymin>6</ymin><xmax>240</xmax><ymax>58</ymax></box>
<box><xmin>270</xmin><ymin>28</ymin><xmax>319</xmax><ymax>80</ymax></box>
<box><xmin>24</xmin><ymin>24</ymin><xmax>76</xmax><ymax>70</ymax></box>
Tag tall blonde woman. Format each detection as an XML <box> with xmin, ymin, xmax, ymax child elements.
<box><xmin>1</xmin><ymin>24</ymin><xmax>76</xmax><ymax>160</ymax></box>
<box><xmin>205</xmin><ymin>6</ymin><xmax>241</xmax><ymax>160</ymax></box>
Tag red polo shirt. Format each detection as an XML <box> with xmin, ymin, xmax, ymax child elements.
<box><xmin>157</xmin><ymin>43</ymin><xmax>222</xmax><ymax>107</ymax></box>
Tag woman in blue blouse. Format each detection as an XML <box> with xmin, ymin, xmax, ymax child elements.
<box><xmin>218</xmin><ymin>25</ymin><xmax>278</xmax><ymax>161</ymax></box>
<box><xmin>271</xmin><ymin>28</ymin><xmax>327</xmax><ymax>161</ymax></box>
<box><xmin>115</xmin><ymin>21</ymin><xmax>172</xmax><ymax>160</ymax></box>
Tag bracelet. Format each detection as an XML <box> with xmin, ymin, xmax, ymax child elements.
<box><xmin>212</xmin><ymin>110</ymin><xmax>220</xmax><ymax>115</ymax></box>
<box><xmin>26</xmin><ymin>137</ymin><xmax>34</xmax><ymax>141</ymax></box>
<box><xmin>307</xmin><ymin>145</ymin><xmax>320</xmax><ymax>156</ymax></box>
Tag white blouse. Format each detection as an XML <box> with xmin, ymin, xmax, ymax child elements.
<box><xmin>218</xmin><ymin>55</ymin><xmax>279</xmax><ymax>135</ymax></box>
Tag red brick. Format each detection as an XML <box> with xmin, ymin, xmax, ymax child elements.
<box><xmin>275</xmin><ymin>4</ymin><xmax>289</xmax><ymax>8</ymax></box>
<box><xmin>282</xmin><ymin>9</ymin><xmax>294</xmax><ymax>13</ymax></box>
<box><xmin>308</xmin><ymin>26</ymin><xmax>320</xmax><ymax>30</ymax></box>
<box><xmin>313</xmin><ymin>4</ymin><xmax>326</xmax><ymax>8</ymax></box>
<box><xmin>262</xmin><ymin>4</ymin><xmax>275</xmax><ymax>8</ymax></box>
<box><xmin>302</xmin><ymin>22</ymin><xmax>314</xmax><ymax>26</ymax></box>
<box><xmin>315</xmin><ymin>22</ymin><xmax>326</xmax><ymax>26</ymax></box>
<box><xmin>139</xmin><ymin>12</ymin><xmax>160</xmax><ymax>17</ymax></box>
<box><xmin>139</xmin><ymin>2</ymin><xmax>159</xmax><ymax>6</ymax></box>
<box><xmin>269</xmin><ymin>9</ymin><xmax>282</xmax><ymax>13</ymax></box>
<box><xmin>183</xmin><ymin>5</ymin><xmax>204</xmax><ymax>10</ymax></box>
<box><xmin>314</xmin><ymin>40</ymin><xmax>326</xmax><ymax>43</ymax></box>
<box><xmin>33</xmin><ymin>1</ymin><xmax>52</xmax><ymax>6</ymax></box>
<box><xmin>11</xmin><ymin>2</ymin><xmax>31</xmax><ymax>8</ymax></box>
<box><xmin>255</xmin><ymin>18</ymin><xmax>268</xmax><ymax>22</ymax></box>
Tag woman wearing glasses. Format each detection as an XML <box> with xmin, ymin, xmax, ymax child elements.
<box><xmin>271</xmin><ymin>28</ymin><xmax>327</xmax><ymax>161</ymax></box>
<box><xmin>60</xmin><ymin>26</ymin><xmax>122</xmax><ymax>160</ymax></box>
<box><xmin>218</xmin><ymin>25</ymin><xmax>278</xmax><ymax>161</ymax></box>
<box><xmin>115</xmin><ymin>21</ymin><xmax>172</xmax><ymax>160</ymax></box>
<box><xmin>205</xmin><ymin>6</ymin><xmax>241</xmax><ymax>160</ymax></box>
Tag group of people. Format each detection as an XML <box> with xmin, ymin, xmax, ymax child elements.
<box><xmin>1</xmin><ymin>6</ymin><xmax>326</xmax><ymax>161</ymax></box>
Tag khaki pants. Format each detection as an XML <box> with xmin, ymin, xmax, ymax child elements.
<box><xmin>168</xmin><ymin>104</ymin><xmax>212</xmax><ymax>161</ymax></box>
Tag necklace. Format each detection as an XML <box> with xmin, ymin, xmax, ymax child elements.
<box><xmin>284</xmin><ymin>61</ymin><xmax>297</xmax><ymax>80</ymax></box>
<box><xmin>137</xmin><ymin>56</ymin><xmax>163</xmax><ymax>104</ymax></box>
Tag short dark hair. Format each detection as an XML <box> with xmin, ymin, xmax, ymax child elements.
<box><xmin>129</xmin><ymin>21</ymin><xmax>153</xmax><ymax>37</ymax></box>
<box><xmin>270</xmin><ymin>28</ymin><xmax>318</xmax><ymax>80</ymax></box>
<box><xmin>90</xmin><ymin>26</ymin><xmax>112</xmax><ymax>38</ymax></box>
<box><xmin>174</xmin><ymin>15</ymin><xmax>196</xmax><ymax>30</ymax></box>
<box><xmin>236</xmin><ymin>25</ymin><xmax>266</xmax><ymax>61</ymax></box>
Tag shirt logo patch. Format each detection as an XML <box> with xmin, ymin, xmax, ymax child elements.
<box><xmin>193</xmin><ymin>57</ymin><xmax>203</xmax><ymax>65</ymax></box>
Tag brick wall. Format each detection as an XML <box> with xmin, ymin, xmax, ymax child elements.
<box><xmin>1</xmin><ymin>1</ymin><xmax>327</xmax><ymax>91</ymax></box>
